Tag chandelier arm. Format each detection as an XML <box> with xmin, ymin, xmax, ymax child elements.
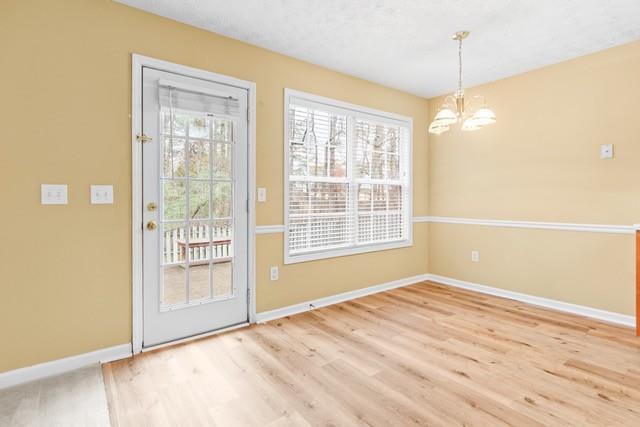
<box><xmin>466</xmin><ymin>94</ymin><xmax>487</xmax><ymax>113</ymax></box>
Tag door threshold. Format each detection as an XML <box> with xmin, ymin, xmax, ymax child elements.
<box><xmin>141</xmin><ymin>322</ymin><xmax>250</xmax><ymax>353</ymax></box>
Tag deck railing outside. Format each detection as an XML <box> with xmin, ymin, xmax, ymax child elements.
<box><xmin>163</xmin><ymin>224</ymin><xmax>232</xmax><ymax>265</ymax></box>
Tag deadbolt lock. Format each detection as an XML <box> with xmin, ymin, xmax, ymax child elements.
<box><xmin>147</xmin><ymin>202</ymin><xmax>157</xmax><ymax>212</ymax></box>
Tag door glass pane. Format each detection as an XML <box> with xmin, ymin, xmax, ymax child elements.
<box><xmin>213</xmin><ymin>261</ymin><xmax>232</xmax><ymax>299</ymax></box>
<box><xmin>163</xmin><ymin>180</ymin><xmax>186</xmax><ymax>221</ymax></box>
<box><xmin>189</xmin><ymin>181</ymin><xmax>210</xmax><ymax>220</ymax></box>
<box><xmin>189</xmin><ymin>264</ymin><xmax>211</xmax><ymax>302</ymax></box>
<box><xmin>187</xmin><ymin>223</ymin><xmax>211</xmax><ymax>263</ymax></box>
<box><xmin>213</xmin><ymin>118</ymin><xmax>232</xmax><ymax>141</ymax></box>
<box><xmin>212</xmin><ymin>181</ymin><xmax>232</xmax><ymax>218</ymax></box>
<box><xmin>212</xmin><ymin>219</ymin><xmax>233</xmax><ymax>298</ymax></box>
<box><xmin>213</xmin><ymin>142</ymin><xmax>232</xmax><ymax>179</ymax></box>
<box><xmin>189</xmin><ymin>116</ymin><xmax>210</xmax><ymax>139</ymax></box>
<box><xmin>161</xmin><ymin>223</ymin><xmax>187</xmax><ymax>307</ymax></box>
<box><xmin>163</xmin><ymin>113</ymin><xmax>187</xmax><ymax>136</ymax></box>
<box><xmin>189</xmin><ymin>139</ymin><xmax>210</xmax><ymax>178</ymax></box>
<box><xmin>162</xmin><ymin>265</ymin><xmax>187</xmax><ymax>306</ymax></box>
<box><xmin>162</xmin><ymin>223</ymin><xmax>186</xmax><ymax>265</ymax></box>
<box><xmin>163</xmin><ymin>137</ymin><xmax>186</xmax><ymax>178</ymax></box>
<box><xmin>159</xmin><ymin>109</ymin><xmax>236</xmax><ymax>310</ymax></box>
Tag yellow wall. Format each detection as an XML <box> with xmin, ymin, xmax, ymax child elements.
<box><xmin>3</xmin><ymin>0</ymin><xmax>637</xmax><ymax>375</ymax></box>
<box><xmin>0</xmin><ymin>0</ymin><xmax>429</xmax><ymax>372</ymax></box>
<box><xmin>428</xmin><ymin>41</ymin><xmax>640</xmax><ymax>315</ymax></box>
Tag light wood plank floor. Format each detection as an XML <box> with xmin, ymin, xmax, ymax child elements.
<box><xmin>103</xmin><ymin>281</ymin><xmax>640</xmax><ymax>426</ymax></box>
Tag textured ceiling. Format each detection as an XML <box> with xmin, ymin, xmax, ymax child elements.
<box><xmin>116</xmin><ymin>0</ymin><xmax>640</xmax><ymax>98</ymax></box>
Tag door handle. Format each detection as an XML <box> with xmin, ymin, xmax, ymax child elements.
<box><xmin>146</xmin><ymin>220</ymin><xmax>158</xmax><ymax>231</ymax></box>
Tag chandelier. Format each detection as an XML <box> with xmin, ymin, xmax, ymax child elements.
<box><xmin>428</xmin><ymin>31</ymin><xmax>496</xmax><ymax>135</ymax></box>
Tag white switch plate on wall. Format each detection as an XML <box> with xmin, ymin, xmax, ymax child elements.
<box><xmin>41</xmin><ymin>184</ymin><xmax>68</xmax><ymax>205</ymax></box>
<box><xmin>270</xmin><ymin>266</ymin><xmax>279</xmax><ymax>281</ymax></box>
<box><xmin>471</xmin><ymin>251</ymin><xmax>480</xmax><ymax>262</ymax></box>
<box><xmin>91</xmin><ymin>185</ymin><xmax>114</xmax><ymax>204</ymax></box>
<box><xmin>600</xmin><ymin>144</ymin><xmax>614</xmax><ymax>159</ymax></box>
<box><xmin>257</xmin><ymin>187</ymin><xmax>267</xmax><ymax>202</ymax></box>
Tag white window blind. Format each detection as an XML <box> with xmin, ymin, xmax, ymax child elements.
<box><xmin>285</xmin><ymin>90</ymin><xmax>412</xmax><ymax>263</ymax></box>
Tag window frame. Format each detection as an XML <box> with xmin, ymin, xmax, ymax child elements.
<box><xmin>283</xmin><ymin>88</ymin><xmax>413</xmax><ymax>264</ymax></box>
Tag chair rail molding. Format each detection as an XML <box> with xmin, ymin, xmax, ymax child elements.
<box><xmin>255</xmin><ymin>217</ymin><xmax>636</xmax><ymax>235</ymax></box>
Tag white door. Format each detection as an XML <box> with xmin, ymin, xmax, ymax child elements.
<box><xmin>141</xmin><ymin>67</ymin><xmax>248</xmax><ymax>347</ymax></box>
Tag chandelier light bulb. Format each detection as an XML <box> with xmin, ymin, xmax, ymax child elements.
<box><xmin>470</xmin><ymin>107</ymin><xmax>496</xmax><ymax>126</ymax></box>
<box><xmin>432</xmin><ymin>107</ymin><xmax>458</xmax><ymax>126</ymax></box>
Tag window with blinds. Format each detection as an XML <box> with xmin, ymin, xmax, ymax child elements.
<box><xmin>285</xmin><ymin>90</ymin><xmax>412</xmax><ymax>263</ymax></box>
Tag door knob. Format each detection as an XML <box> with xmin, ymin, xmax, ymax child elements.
<box><xmin>146</xmin><ymin>220</ymin><xmax>157</xmax><ymax>231</ymax></box>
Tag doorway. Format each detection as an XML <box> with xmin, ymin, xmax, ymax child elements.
<box><xmin>132</xmin><ymin>55</ymin><xmax>256</xmax><ymax>350</ymax></box>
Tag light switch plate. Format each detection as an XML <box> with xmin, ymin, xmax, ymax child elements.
<box><xmin>91</xmin><ymin>185</ymin><xmax>114</xmax><ymax>204</ymax></box>
<box><xmin>270</xmin><ymin>266</ymin><xmax>279</xmax><ymax>281</ymax></box>
<box><xmin>257</xmin><ymin>187</ymin><xmax>267</xmax><ymax>202</ymax></box>
<box><xmin>471</xmin><ymin>251</ymin><xmax>480</xmax><ymax>262</ymax></box>
<box><xmin>41</xmin><ymin>184</ymin><xmax>68</xmax><ymax>205</ymax></box>
<box><xmin>600</xmin><ymin>144</ymin><xmax>613</xmax><ymax>159</ymax></box>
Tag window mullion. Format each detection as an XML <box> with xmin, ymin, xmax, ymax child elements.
<box><xmin>347</xmin><ymin>116</ymin><xmax>357</xmax><ymax>247</ymax></box>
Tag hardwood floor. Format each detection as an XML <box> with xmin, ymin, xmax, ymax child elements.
<box><xmin>103</xmin><ymin>281</ymin><xmax>640</xmax><ymax>426</ymax></box>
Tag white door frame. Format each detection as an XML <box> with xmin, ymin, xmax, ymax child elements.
<box><xmin>131</xmin><ymin>54</ymin><xmax>257</xmax><ymax>354</ymax></box>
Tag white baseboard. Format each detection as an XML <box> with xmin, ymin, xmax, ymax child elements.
<box><xmin>256</xmin><ymin>274</ymin><xmax>430</xmax><ymax>323</ymax></box>
<box><xmin>427</xmin><ymin>274</ymin><xmax>636</xmax><ymax>328</ymax></box>
<box><xmin>0</xmin><ymin>343</ymin><xmax>132</xmax><ymax>390</ymax></box>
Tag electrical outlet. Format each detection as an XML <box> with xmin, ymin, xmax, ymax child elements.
<box><xmin>471</xmin><ymin>251</ymin><xmax>480</xmax><ymax>262</ymax></box>
<box><xmin>41</xmin><ymin>184</ymin><xmax>68</xmax><ymax>205</ymax></box>
<box><xmin>270</xmin><ymin>266</ymin><xmax>279</xmax><ymax>281</ymax></box>
<box><xmin>600</xmin><ymin>144</ymin><xmax>614</xmax><ymax>159</ymax></box>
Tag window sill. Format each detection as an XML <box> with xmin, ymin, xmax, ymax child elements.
<box><xmin>284</xmin><ymin>239</ymin><xmax>413</xmax><ymax>265</ymax></box>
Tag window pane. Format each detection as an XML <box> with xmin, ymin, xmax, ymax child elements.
<box><xmin>387</xmin><ymin>153</ymin><xmax>399</xmax><ymax>180</ymax></box>
<box><xmin>288</xmin><ymin>181</ymin><xmax>349</xmax><ymax>253</ymax></box>
<box><xmin>358</xmin><ymin>184</ymin><xmax>372</xmax><ymax>211</ymax></box>
<box><xmin>287</xmin><ymin>98</ymin><xmax>410</xmax><ymax>259</ymax></box>
<box><xmin>289</xmin><ymin>105</ymin><xmax>346</xmax><ymax>178</ymax></box>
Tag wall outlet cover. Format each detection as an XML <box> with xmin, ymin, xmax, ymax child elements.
<box><xmin>270</xmin><ymin>266</ymin><xmax>279</xmax><ymax>281</ymax></box>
